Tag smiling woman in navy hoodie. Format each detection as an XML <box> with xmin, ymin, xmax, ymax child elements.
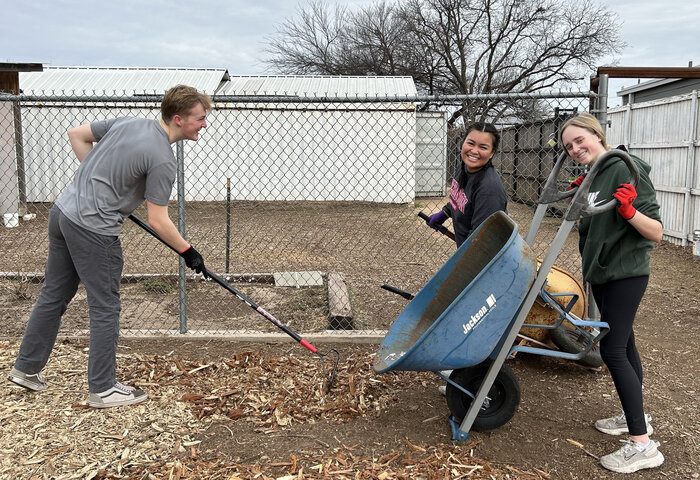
<box><xmin>424</xmin><ymin>122</ymin><xmax>508</xmax><ymax>398</ymax></box>
<box><xmin>560</xmin><ymin>113</ymin><xmax>663</xmax><ymax>474</ymax></box>
<box><xmin>425</xmin><ymin>122</ymin><xmax>507</xmax><ymax>247</ymax></box>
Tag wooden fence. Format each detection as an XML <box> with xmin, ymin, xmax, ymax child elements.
<box><xmin>607</xmin><ymin>91</ymin><xmax>699</xmax><ymax>245</ymax></box>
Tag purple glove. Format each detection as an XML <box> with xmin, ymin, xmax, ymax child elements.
<box><xmin>427</xmin><ymin>210</ymin><xmax>448</xmax><ymax>230</ymax></box>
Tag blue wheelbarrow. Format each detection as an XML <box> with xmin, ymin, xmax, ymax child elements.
<box><xmin>374</xmin><ymin>149</ymin><xmax>639</xmax><ymax>441</ymax></box>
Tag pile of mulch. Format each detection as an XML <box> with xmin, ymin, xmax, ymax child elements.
<box><xmin>115</xmin><ymin>445</ymin><xmax>550</xmax><ymax>480</ymax></box>
<box><xmin>1</xmin><ymin>339</ymin><xmax>551</xmax><ymax>479</ymax></box>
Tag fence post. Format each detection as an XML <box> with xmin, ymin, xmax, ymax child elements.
<box><xmin>226</xmin><ymin>177</ymin><xmax>231</xmax><ymax>273</ymax></box>
<box><xmin>12</xmin><ymin>101</ymin><xmax>27</xmax><ymax>215</ymax></box>
<box><xmin>682</xmin><ymin>90</ymin><xmax>698</xmax><ymax>247</ymax></box>
<box><xmin>624</xmin><ymin>103</ymin><xmax>632</xmax><ymax>151</ymax></box>
<box><xmin>595</xmin><ymin>73</ymin><xmax>609</xmax><ymax>130</ymax></box>
<box><xmin>176</xmin><ymin>140</ymin><xmax>188</xmax><ymax>334</ymax></box>
<box><xmin>585</xmin><ymin>73</ymin><xmax>610</xmax><ymax>323</ymax></box>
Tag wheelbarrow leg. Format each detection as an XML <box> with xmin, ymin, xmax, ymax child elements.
<box><xmin>457</xmin><ymin>219</ymin><xmax>578</xmax><ymax>437</ymax></box>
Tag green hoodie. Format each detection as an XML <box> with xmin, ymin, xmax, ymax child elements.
<box><xmin>578</xmin><ymin>153</ymin><xmax>661</xmax><ymax>285</ymax></box>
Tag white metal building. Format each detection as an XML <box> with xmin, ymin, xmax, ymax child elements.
<box><xmin>7</xmin><ymin>67</ymin><xmax>445</xmax><ymax>208</ymax></box>
<box><xmin>18</xmin><ymin>66</ymin><xmax>229</xmax><ymax>95</ymax></box>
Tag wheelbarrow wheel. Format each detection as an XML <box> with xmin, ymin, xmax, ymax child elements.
<box><xmin>446</xmin><ymin>363</ymin><xmax>520</xmax><ymax>431</ymax></box>
<box><xmin>550</xmin><ymin>325</ymin><xmax>604</xmax><ymax>368</ymax></box>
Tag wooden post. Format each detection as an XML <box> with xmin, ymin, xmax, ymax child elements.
<box><xmin>327</xmin><ymin>272</ymin><xmax>353</xmax><ymax>330</ymax></box>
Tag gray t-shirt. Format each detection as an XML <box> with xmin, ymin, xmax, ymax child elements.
<box><xmin>56</xmin><ymin>117</ymin><xmax>176</xmax><ymax>235</ymax></box>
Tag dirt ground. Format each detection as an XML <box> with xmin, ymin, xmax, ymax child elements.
<box><xmin>0</xmin><ymin>202</ymin><xmax>699</xmax><ymax>479</ymax></box>
<box><xmin>0</xmin><ymin>200</ymin><xmax>581</xmax><ymax>335</ymax></box>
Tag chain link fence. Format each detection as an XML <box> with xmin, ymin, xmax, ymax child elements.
<box><xmin>0</xmin><ymin>91</ymin><xmax>594</xmax><ymax>337</ymax></box>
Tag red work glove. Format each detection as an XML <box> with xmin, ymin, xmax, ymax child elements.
<box><xmin>613</xmin><ymin>183</ymin><xmax>637</xmax><ymax>220</ymax></box>
<box><xmin>569</xmin><ymin>175</ymin><xmax>585</xmax><ymax>190</ymax></box>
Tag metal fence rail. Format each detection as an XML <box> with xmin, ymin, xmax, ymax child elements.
<box><xmin>0</xmin><ymin>91</ymin><xmax>594</xmax><ymax>336</ymax></box>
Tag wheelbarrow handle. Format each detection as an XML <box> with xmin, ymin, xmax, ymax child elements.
<box><xmin>569</xmin><ymin>149</ymin><xmax>640</xmax><ymax>220</ymax></box>
<box><xmin>380</xmin><ymin>283</ymin><xmax>415</xmax><ymax>300</ymax></box>
<box><xmin>418</xmin><ymin>211</ymin><xmax>456</xmax><ymax>241</ymax></box>
<box><xmin>538</xmin><ymin>149</ymin><xmax>640</xmax><ymax>221</ymax></box>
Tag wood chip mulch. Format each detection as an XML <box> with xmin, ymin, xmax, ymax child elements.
<box><xmin>1</xmin><ymin>339</ymin><xmax>549</xmax><ymax>479</ymax></box>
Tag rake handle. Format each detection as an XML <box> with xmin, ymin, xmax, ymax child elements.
<box><xmin>418</xmin><ymin>211</ymin><xmax>456</xmax><ymax>241</ymax></box>
<box><xmin>127</xmin><ymin>214</ymin><xmax>315</xmax><ymax>352</ymax></box>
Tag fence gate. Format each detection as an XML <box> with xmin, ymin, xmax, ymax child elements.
<box><xmin>415</xmin><ymin>111</ymin><xmax>447</xmax><ymax>197</ymax></box>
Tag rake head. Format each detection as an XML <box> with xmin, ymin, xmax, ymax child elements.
<box><xmin>317</xmin><ymin>348</ymin><xmax>340</xmax><ymax>393</ymax></box>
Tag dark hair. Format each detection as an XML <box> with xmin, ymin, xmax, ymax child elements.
<box><xmin>457</xmin><ymin>122</ymin><xmax>500</xmax><ymax>190</ymax></box>
<box><xmin>160</xmin><ymin>85</ymin><xmax>213</xmax><ymax>123</ymax></box>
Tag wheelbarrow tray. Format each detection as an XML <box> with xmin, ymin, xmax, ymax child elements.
<box><xmin>374</xmin><ymin>211</ymin><xmax>537</xmax><ymax>373</ymax></box>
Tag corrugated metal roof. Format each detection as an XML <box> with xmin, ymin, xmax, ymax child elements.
<box><xmin>616</xmin><ymin>77</ymin><xmax>680</xmax><ymax>96</ymax></box>
<box><xmin>18</xmin><ymin>66</ymin><xmax>229</xmax><ymax>95</ymax></box>
<box><xmin>16</xmin><ymin>67</ymin><xmax>417</xmax><ymax>98</ymax></box>
<box><xmin>217</xmin><ymin>75</ymin><xmax>417</xmax><ymax>97</ymax></box>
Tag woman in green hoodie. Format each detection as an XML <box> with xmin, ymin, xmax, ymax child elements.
<box><xmin>560</xmin><ymin>113</ymin><xmax>663</xmax><ymax>474</ymax></box>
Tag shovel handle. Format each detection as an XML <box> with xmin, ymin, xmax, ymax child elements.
<box><xmin>539</xmin><ymin>149</ymin><xmax>640</xmax><ymax>221</ymax></box>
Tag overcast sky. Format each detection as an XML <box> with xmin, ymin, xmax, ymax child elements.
<box><xmin>2</xmin><ymin>0</ymin><xmax>698</xmax><ymax>106</ymax></box>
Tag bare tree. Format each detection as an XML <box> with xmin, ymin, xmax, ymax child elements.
<box><xmin>264</xmin><ymin>0</ymin><xmax>623</xmax><ymax>124</ymax></box>
<box><xmin>403</xmin><ymin>0</ymin><xmax>623</xmax><ymax>123</ymax></box>
<box><xmin>264</xmin><ymin>1</ymin><xmax>353</xmax><ymax>75</ymax></box>
<box><xmin>265</xmin><ymin>1</ymin><xmax>439</xmax><ymax>78</ymax></box>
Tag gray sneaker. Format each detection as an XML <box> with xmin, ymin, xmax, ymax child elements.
<box><xmin>595</xmin><ymin>412</ymin><xmax>653</xmax><ymax>435</ymax></box>
<box><xmin>88</xmin><ymin>382</ymin><xmax>148</xmax><ymax>408</ymax></box>
<box><xmin>7</xmin><ymin>367</ymin><xmax>48</xmax><ymax>392</ymax></box>
<box><xmin>600</xmin><ymin>440</ymin><xmax>664</xmax><ymax>473</ymax></box>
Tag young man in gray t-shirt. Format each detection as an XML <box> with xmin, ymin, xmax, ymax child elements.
<box><xmin>8</xmin><ymin>85</ymin><xmax>213</xmax><ymax>408</ymax></box>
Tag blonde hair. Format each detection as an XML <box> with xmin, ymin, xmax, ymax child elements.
<box><xmin>559</xmin><ymin>113</ymin><xmax>611</xmax><ymax>151</ymax></box>
<box><xmin>161</xmin><ymin>85</ymin><xmax>213</xmax><ymax>123</ymax></box>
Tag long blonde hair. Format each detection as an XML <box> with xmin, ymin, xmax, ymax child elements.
<box><xmin>559</xmin><ymin>113</ymin><xmax>611</xmax><ymax>151</ymax></box>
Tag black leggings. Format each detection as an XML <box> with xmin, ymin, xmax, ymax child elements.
<box><xmin>592</xmin><ymin>276</ymin><xmax>649</xmax><ymax>436</ymax></box>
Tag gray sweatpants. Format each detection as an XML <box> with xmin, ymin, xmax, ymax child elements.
<box><xmin>14</xmin><ymin>206</ymin><xmax>123</xmax><ymax>393</ymax></box>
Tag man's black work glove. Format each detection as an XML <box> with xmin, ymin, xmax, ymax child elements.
<box><xmin>180</xmin><ymin>246</ymin><xmax>210</xmax><ymax>278</ymax></box>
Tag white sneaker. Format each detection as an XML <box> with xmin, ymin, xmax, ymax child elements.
<box><xmin>7</xmin><ymin>367</ymin><xmax>48</xmax><ymax>392</ymax></box>
<box><xmin>438</xmin><ymin>370</ymin><xmax>452</xmax><ymax>396</ymax></box>
<box><xmin>600</xmin><ymin>440</ymin><xmax>664</xmax><ymax>473</ymax></box>
<box><xmin>88</xmin><ymin>382</ymin><xmax>148</xmax><ymax>408</ymax></box>
<box><xmin>595</xmin><ymin>412</ymin><xmax>653</xmax><ymax>435</ymax></box>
